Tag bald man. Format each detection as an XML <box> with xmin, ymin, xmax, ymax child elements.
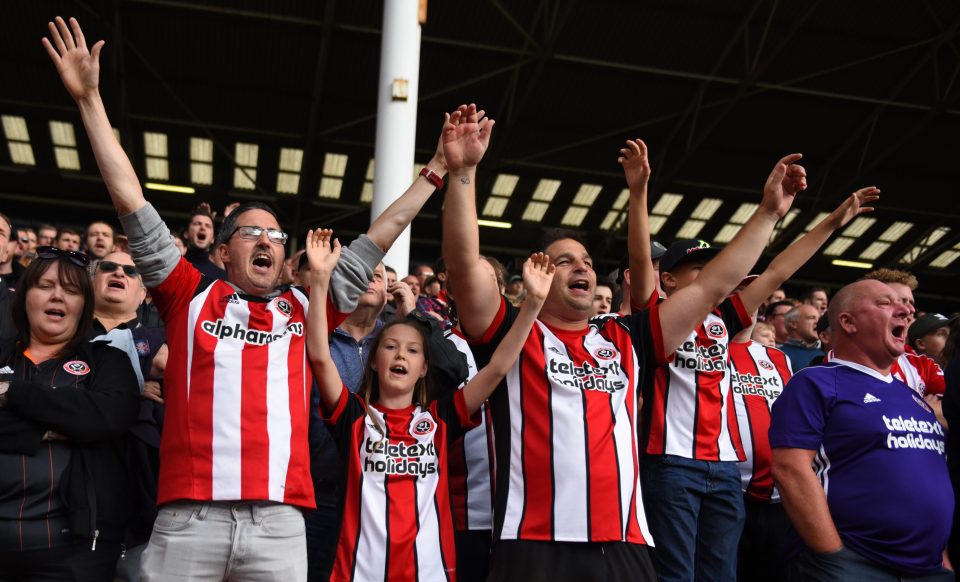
<box><xmin>770</xmin><ymin>280</ymin><xmax>952</xmax><ymax>581</ymax></box>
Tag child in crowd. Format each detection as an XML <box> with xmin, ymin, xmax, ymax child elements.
<box><xmin>304</xmin><ymin>228</ymin><xmax>554</xmax><ymax>581</ymax></box>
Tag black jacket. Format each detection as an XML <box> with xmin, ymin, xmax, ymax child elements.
<box><xmin>0</xmin><ymin>340</ymin><xmax>140</xmax><ymax>550</ymax></box>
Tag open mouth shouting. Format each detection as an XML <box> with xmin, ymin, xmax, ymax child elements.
<box><xmin>252</xmin><ymin>251</ymin><xmax>274</xmax><ymax>274</ymax></box>
<box><xmin>568</xmin><ymin>278</ymin><xmax>591</xmax><ymax>297</ymax></box>
<box><xmin>44</xmin><ymin>308</ymin><xmax>66</xmax><ymax>321</ymax></box>
<box><xmin>389</xmin><ymin>364</ymin><xmax>408</xmax><ymax>376</ymax></box>
<box><xmin>107</xmin><ymin>279</ymin><xmax>127</xmax><ymax>291</ymax></box>
<box><xmin>891</xmin><ymin>323</ymin><xmax>907</xmax><ymax>346</ymax></box>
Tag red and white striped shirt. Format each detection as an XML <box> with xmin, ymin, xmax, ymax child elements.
<box><xmin>474</xmin><ymin>299</ymin><xmax>654</xmax><ymax>545</ymax></box>
<box><xmin>824</xmin><ymin>348</ymin><xmax>945</xmax><ymax>396</ymax></box>
<box><xmin>325</xmin><ymin>387</ymin><xmax>478</xmax><ymax>582</ymax></box>
<box><xmin>642</xmin><ymin>295</ymin><xmax>752</xmax><ymax>461</ymax></box>
<box><xmin>151</xmin><ymin>259</ymin><xmax>346</xmax><ymax>508</ymax></box>
<box><xmin>729</xmin><ymin>341</ymin><xmax>793</xmax><ymax>502</ymax></box>
<box><xmin>445</xmin><ymin>329</ymin><xmax>495</xmax><ymax>532</ymax></box>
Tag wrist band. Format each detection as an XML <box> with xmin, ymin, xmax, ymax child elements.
<box><xmin>419</xmin><ymin>167</ymin><xmax>444</xmax><ymax>190</ymax></box>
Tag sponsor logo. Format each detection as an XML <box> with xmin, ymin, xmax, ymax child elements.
<box><xmin>673</xmin><ymin>340</ymin><xmax>728</xmax><ymax>372</ymax></box>
<box><xmin>412</xmin><ymin>418</ymin><xmax>436</xmax><ymax>436</ymax></box>
<box><xmin>0</xmin><ymin>366</ymin><xmax>13</xmax><ymax>374</ymax></box>
<box><xmin>758</xmin><ymin>360</ymin><xmax>774</xmax><ymax>371</ymax></box>
<box><xmin>275</xmin><ymin>298</ymin><xmax>292</xmax><ymax>316</ymax></box>
<box><xmin>63</xmin><ymin>360</ymin><xmax>91</xmax><ymax>376</ymax></box>
<box><xmin>706</xmin><ymin>322</ymin><xmax>726</xmax><ymax>339</ymax></box>
<box><xmin>731</xmin><ymin>372</ymin><xmax>781</xmax><ymax>400</ymax></box>
<box><xmin>548</xmin><ymin>346</ymin><xmax>564</xmax><ymax>356</ymax></box>
<box><xmin>883</xmin><ymin>414</ymin><xmax>945</xmax><ymax>455</ymax></box>
<box><xmin>548</xmin><ymin>359</ymin><xmax>626</xmax><ymax>394</ymax></box>
<box><xmin>201</xmin><ymin>319</ymin><xmax>303</xmax><ymax>345</ymax></box>
<box><xmin>863</xmin><ymin>393</ymin><xmax>881</xmax><ymax>404</ymax></box>
<box><xmin>593</xmin><ymin>347</ymin><xmax>617</xmax><ymax>360</ymax></box>
<box><xmin>363</xmin><ymin>437</ymin><xmax>438</xmax><ymax>477</ymax></box>
<box><xmin>220</xmin><ymin>293</ymin><xmax>240</xmax><ymax>305</ymax></box>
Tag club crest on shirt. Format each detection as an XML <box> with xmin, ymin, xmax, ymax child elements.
<box><xmin>412</xmin><ymin>418</ymin><xmax>436</xmax><ymax>437</ymax></box>
<box><xmin>63</xmin><ymin>360</ymin><xmax>91</xmax><ymax>376</ymax></box>
<box><xmin>275</xmin><ymin>298</ymin><xmax>292</xmax><ymax>317</ymax></box>
<box><xmin>135</xmin><ymin>338</ymin><xmax>151</xmax><ymax>355</ymax></box>
<box><xmin>593</xmin><ymin>347</ymin><xmax>618</xmax><ymax>361</ymax></box>
<box><xmin>758</xmin><ymin>360</ymin><xmax>774</xmax><ymax>371</ymax></box>
<box><xmin>706</xmin><ymin>322</ymin><xmax>727</xmax><ymax>339</ymax></box>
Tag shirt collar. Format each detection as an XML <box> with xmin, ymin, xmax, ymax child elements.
<box><xmin>829</xmin><ymin>356</ymin><xmax>894</xmax><ymax>383</ymax></box>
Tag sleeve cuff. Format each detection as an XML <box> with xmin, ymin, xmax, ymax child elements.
<box><xmin>453</xmin><ymin>390</ymin><xmax>482</xmax><ymax>430</ymax></box>
<box><xmin>729</xmin><ymin>293</ymin><xmax>753</xmax><ymax>329</ymax></box>
<box><xmin>321</xmin><ymin>385</ymin><xmax>350</xmax><ymax>424</ymax></box>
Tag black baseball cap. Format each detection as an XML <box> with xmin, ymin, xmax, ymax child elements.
<box><xmin>908</xmin><ymin>313</ymin><xmax>953</xmax><ymax>346</ymax></box>
<box><xmin>659</xmin><ymin>239</ymin><xmax>722</xmax><ymax>274</ymax></box>
<box><xmin>616</xmin><ymin>240</ymin><xmax>668</xmax><ymax>284</ymax></box>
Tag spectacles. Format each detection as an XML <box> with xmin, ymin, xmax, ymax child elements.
<box><xmin>229</xmin><ymin>225</ymin><xmax>288</xmax><ymax>245</ymax></box>
<box><xmin>36</xmin><ymin>246</ymin><xmax>89</xmax><ymax>268</ymax></box>
<box><xmin>97</xmin><ymin>260</ymin><xmax>138</xmax><ymax>277</ymax></box>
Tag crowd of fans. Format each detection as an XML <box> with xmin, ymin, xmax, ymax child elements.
<box><xmin>0</xmin><ymin>15</ymin><xmax>959</xmax><ymax>582</ymax></box>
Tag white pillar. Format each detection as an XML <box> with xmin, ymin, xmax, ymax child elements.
<box><xmin>371</xmin><ymin>0</ymin><xmax>422</xmax><ymax>277</ymax></box>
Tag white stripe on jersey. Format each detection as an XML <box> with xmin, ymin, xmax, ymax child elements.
<box><xmin>356</xmin><ymin>420</ymin><xmax>388</xmax><ymax>579</ymax></box>
<box><xmin>815</xmin><ymin>445</ymin><xmax>832</xmax><ymax>495</ymax></box>
<box><xmin>501</xmin><ymin>362</ymin><xmax>525</xmax><ymax>540</ymax></box>
<box><xmin>210</xmin><ymin>296</ymin><xmax>248</xmax><ymax>500</ymax></box>
<box><xmin>185</xmin><ymin>281</ymin><xmax>216</xmax><ymax>401</ymax></box>
<box><xmin>548</xmin><ymin>329</ymin><xmax>590</xmax><ymax>538</ymax></box>
<box><xmin>265</xmin><ymin>299</ymin><xmax>293</xmax><ymax>502</ymax></box>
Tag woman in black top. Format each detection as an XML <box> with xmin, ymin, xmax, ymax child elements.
<box><xmin>0</xmin><ymin>247</ymin><xmax>139</xmax><ymax>582</ymax></box>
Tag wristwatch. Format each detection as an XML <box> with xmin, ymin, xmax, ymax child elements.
<box><xmin>419</xmin><ymin>167</ymin><xmax>444</xmax><ymax>190</ymax></box>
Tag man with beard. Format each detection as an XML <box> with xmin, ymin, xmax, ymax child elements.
<box><xmin>183</xmin><ymin>204</ymin><xmax>227</xmax><ymax>279</ymax></box>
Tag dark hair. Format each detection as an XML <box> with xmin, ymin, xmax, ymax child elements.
<box><xmin>800</xmin><ymin>287</ymin><xmax>828</xmax><ymax>302</ymax></box>
<box><xmin>56</xmin><ymin>227</ymin><xmax>82</xmax><ymax>240</ymax></box>
<box><xmin>384</xmin><ymin>265</ymin><xmax>397</xmax><ymax>275</ymax></box>
<box><xmin>433</xmin><ymin>256</ymin><xmax>446</xmax><ymax>275</ymax></box>
<box><xmin>190</xmin><ymin>204</ymin><xmax>215</xmax><ymax>221</ymax></box>
<box><xmin>940</xmin><ymin>316</ymin><xmax>960</xmax><ymax>368</ymax></box>
<box><xmin>215</xmin><ymin>202</ymin><xmax>279</xmax><ymax>247</ymax></box>
<box><xmin>764</xmin><ymin>300</ymin><xmax>795</xmax><ymax>319</ymax></box>
<box><xmin>596</xmin><ymin>279</ymin><xmax>617</xmax><ymax>293</ymax></box>
<box><xmin>86</xmin><ymin>220</ymin><xmax>115</xmax><ymax>237</ymax></box>
<box><xmin>535</xmin><ymin>228</ymin><xmax>591</xmax><ymax>255</ymax></box>
<box><xmin>11</xmin><ymin>255</ymin><xmax>94</xmax><ymax>358</ymax></box>
<box><xmin>423</xmin><ymin>276</ymin><xmax>440</xmax><ymax>289</ymax></box>
<box><xmin>359</xmin><ymin>319</ymin><xmax>432</xmax><ymax>434</ymax></box>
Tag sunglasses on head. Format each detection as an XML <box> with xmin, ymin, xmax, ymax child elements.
<box><xmin>97</xmin><ymin>260</ymin><xmax>138</xmax><ymax>277</ymax></box>
<box><xmin>36</xmin><ymin>246</ymin><xmax>89</xmax><ymax>268</ymax></box>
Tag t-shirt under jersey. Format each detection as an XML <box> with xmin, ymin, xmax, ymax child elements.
<box><xmin>728</xmin><ymin>340</ymin><xmax>793</xmax><ymax>502</ymax></box>
<box><xmin>471</xmin><ymin>298</ymin><xmax>656</xmax><ymax>545</ymax></box>
<box><xmin>445</xmin><ymin>329</ymin><xmax>494</xmax><ymax>532</ymax></box>
<box><xmin>325</xmin><ymin>387</ymin><xmax>478</xmax><ymax>582</ymax></box>
<box><xmin>769</xmin><ymin>360</ymin><xmax>952</xmax><ymax>575</ymax></box>
<box><xmin>642</xmin><ymin>294</ymin><xmax>753</xmax><ymax>461</ymax></box>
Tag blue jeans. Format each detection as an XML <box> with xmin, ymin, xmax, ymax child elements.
<box><xmin>305</xmin><ymin>505</ymin><xmax>339</xmax><ymax>582</ymax></box>
<box><xmin>788</xmin><ymin>546</ymin><xmax>953</xmax><ymax>582</ymax></box>
<box><xmin>641</xmin><ymin>454</ymin><xmax>745</xmax><ymax>582</ymax></box>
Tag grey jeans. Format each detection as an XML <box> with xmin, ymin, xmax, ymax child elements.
<box><xmin>140</xmin><ymin>501</ymin><xmax>308</xmax><ymax>582</ymax></box>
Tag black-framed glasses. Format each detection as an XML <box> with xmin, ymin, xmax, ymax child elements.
<box><xmin>36</xmin><ymin>246</ymin><xmax>89</xmax><ymax>268</ymax></box>
<box><xmin>97</xmin><ymin>260</ymin><xmax>138</xmax><ymax>277</ymax></box>
<box><xmin>229</xmin><ymin>225</ymin><xmax>288</xmax><ymax>245</ymax></box>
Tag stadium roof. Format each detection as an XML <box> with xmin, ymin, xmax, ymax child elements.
<box><xmin>3</xmin><ymin>0</ymin><xmax>960</xmax><ymax>311</ymax></box>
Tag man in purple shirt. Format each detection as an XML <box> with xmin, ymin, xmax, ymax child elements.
<box><xmin>771</xmin><ymin>279</ymin><xmax>953</xmax><ymax>581</ymax></box>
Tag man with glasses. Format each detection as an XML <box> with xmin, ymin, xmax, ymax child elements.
<box><xmin>88</xmin><ymin>250</ymin><xmax>168</xmax><ymax>581</ymax></box>
<box><xmin>44</xmin><ymin>16</ymin><xmax>452</xmax><ymax>581</ymax></box>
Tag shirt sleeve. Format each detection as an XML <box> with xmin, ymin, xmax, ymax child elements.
<box><xmin>118</xmin><ymin>203</ymin><xmax>183</xmax><ymax>288</ymax></box>
<box><xmin>321</xmin><ymin>386</ymin><xmax>368</xmax><ymax>457</ymax></box>
<box><xmin>433</xmin><ymin>390</ymin><xmax>482</xmax><ymax>444</ymax></box>
<box><xmin>718</xmin><ymin>294</ymin><xmax>753</xmax><ymax>338</ymax></box>
<box><xmin>769</xmin><ymin>369</ymin><xmax>836</xmax><ymax>451</ymax></box>
<box><xmin>629</xmin><ymin>302</ymin><xmax>672</xmax><ymax>367</ymax></box>
<box><xmin>328</xmin><ymin>234</ymin><xmax>385</xmax><ymax>315</ymax></box>
<box><xmin>919</xmin><ymin>356</ymin><xmax>946</xmax><ymax>396</ymax></box>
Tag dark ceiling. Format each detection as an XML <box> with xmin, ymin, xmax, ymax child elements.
<box><xmin>2</xmin><ymin>0</ymin><xmax>960</xmax><ymax>312</ymax></box>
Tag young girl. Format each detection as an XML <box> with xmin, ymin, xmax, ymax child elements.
<box><xmin>305</xmin><ymin>229</ymin><xmax>553</xmax><ymax>582</ymax></box>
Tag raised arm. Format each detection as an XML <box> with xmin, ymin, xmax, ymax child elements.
<box><xmin>772</xmin><ymin>447</ymin><xmax>843</xmax><ymax>553</ymax></box>
<box><xmin>658</xmin><ymin>154</ymin><xmax>806</xmax><ymax>354</ymax></box>
<box><xmin>366</xmin><ymin>133</ymin><xmax>448</xmax><ymax>252</ymax></box>
<box><xmin>441</xmin><ymin>104</ymin><xmax>498</xmax><ymax>339</ymax></box>
<box><xmin>461</xmin><ymin>253</ymin><xmax>553</xmax><ymax>414</ymax></box>
<box><xmin>43</xmin><ymin>17</ymin><xmax>145</xmax><ymax>216</ymax></box>
<box><xmin>619</xmin><ymin>139</ymin><xmax>655</xmax><ymax>307</ymax></box>
<box><xmin>304</xmin><ymin>229</ymin><xmax>346</xmax><ymax>412</ymax></box>
<box><xmin>739</xmin><ymin>186</ymin><xmax>879</xmax><ymax>314</ymax></box>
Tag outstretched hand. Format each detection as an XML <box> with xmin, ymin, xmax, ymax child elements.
<box><xmin>762</xmin><ymin>154</ymin><xmax>807</xmax><ymax>218</ymax></box>
<box><xmin>442</xmin><ymin>104</ymin><xmax>495</xmax><ymax>171</ymax></box>
<box><xmin>42</xmin><ymin>16</ymin><xmax>104</xmax><ymax>103</ymax></box>
<box><xmin>522</xmin><ymin>253</ymin><xmax>556</xmax><ymax>303</ymax></box>
<box><xmin>305</xmin><ymin>229</ymin><xmax>341</xmax><ymax>285</ymax></box>
<box><xmin>618</xmin><ymin>139</ymin><xmax>651</xmax><ymax>192</ymax></box>
<box><xmin>826</xmin><ymin>186</ymin><xmax>879</xmax><ymax>229</ymax></box>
